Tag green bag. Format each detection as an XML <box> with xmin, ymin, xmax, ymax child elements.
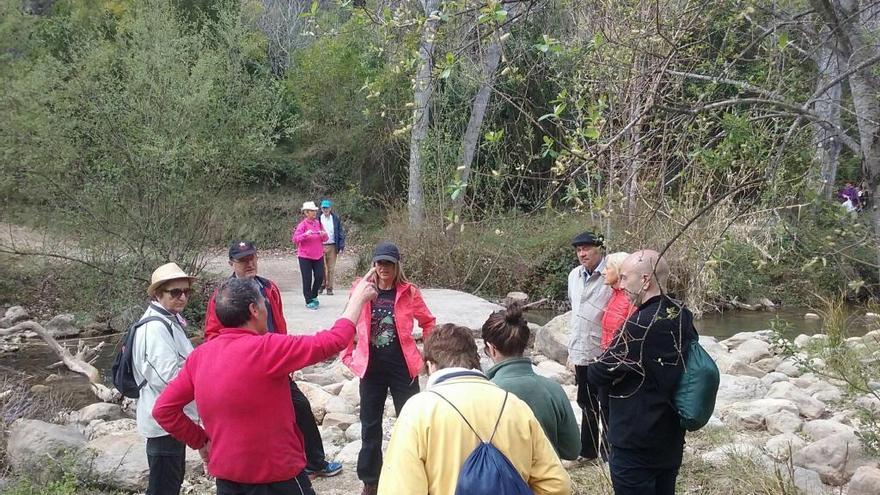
<box><xmin>674</xmin><ymin>338</ymin><xmax>720</xmax><ymax>431</ymax></box>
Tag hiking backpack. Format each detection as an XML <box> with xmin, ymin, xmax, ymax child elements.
<box><xmin>111</xmin><ymin>316</ymin><xmax>173</xmax><ymax>399</ymax></box>
<box><xmin>431</xmin><ymin>389</ymin><xmax>533</xmax><ymax>495</ymax></box>
<box><xmin>673</xmin><ymin>335</ymin><xmax>720</xmax><ymax>431</ymax></box>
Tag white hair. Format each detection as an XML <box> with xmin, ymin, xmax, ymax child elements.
<box><xmin>605</xmin><ymin>252</ymin><xmax>630</xmax><ymax>271</ymax></box>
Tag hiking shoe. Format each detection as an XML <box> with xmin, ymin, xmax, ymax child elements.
<box><xmin>305</xmin><ymin>461</ymin><xmax>343</xmax><ymax>479</ymax></box>
<box><xmin>326</xmin><ymin>288</ymin><xmax>334</xmax><ymax>295</ymax></box>
<box><xmin>361</xmin><ymin>484</ymin><xmax>378</xmax><ymax>495</ymax></box>
<box><xmin>313</xmin><ymin>299</ymin><xmax>320</xmax><ymax>308</ymax></box>
<box><xmin>306</xmin><ymin>300</ymin><xmax>318</xmax><ymax>310</ymax></box>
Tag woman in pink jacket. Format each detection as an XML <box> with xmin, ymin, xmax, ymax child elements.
<box><xmin>601</xmin><ymin>251</ymin><xmax>635</xmax><ymax>349</ymax></box>
<box><xmin>341</xmin><ymin>242</ymin><xmax>435</xmax><ymax>495</ymax></box>
<box><xmin>292</xmin><ymin>201</ymin><xmax>328</xmax><ymax>310</ymax></box>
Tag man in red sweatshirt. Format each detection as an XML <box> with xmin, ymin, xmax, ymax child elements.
<box><xmin>154</xmin><ymin>270</ymin><xmax>377</xmax><ymax>494</ymax></box>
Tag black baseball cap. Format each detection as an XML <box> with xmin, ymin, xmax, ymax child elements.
<box><xmin>571</xmin><ymin>231</ymin><xmax>604</xmax><ymax>248</ymax></box>
<box><xmin>372</xmin><ymin>242</ymin><xmax>400</xmax><ymax>264</ymax></box>
<box><xmin>228</xmin><ymin>240</ymin><xmax>257</xmax><ymax>260</ymax></box>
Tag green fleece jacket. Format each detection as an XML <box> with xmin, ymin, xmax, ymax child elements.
<box><xmin>486</xmin><ymin>357</ymin><xmax>581</xmax><ymax>460</ymax></box>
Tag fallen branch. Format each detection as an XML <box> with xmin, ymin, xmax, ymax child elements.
<box><xmin>0</xmin><ymin>321</ymin><xmax>120</xmax><ymax>403</ymax></box>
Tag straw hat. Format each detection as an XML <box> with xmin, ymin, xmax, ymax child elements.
<box><xmin>301</xmin><ymin>201</ymin><xmax>319</xmax><ymax>211</ymax></box>
<box><xmin>147</xmin><ymin>262</ymin><xmax>196</xmax><ymax>297</ymax></box>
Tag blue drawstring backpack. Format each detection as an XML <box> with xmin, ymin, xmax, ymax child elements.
<box><xmin>431</xmin><ymin>389</ymin><xmax>533</xmax><ymax>495</ymax></box>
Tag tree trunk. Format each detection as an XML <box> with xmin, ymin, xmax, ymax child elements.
<box><xmin>408</xmin><ymin>0</ymin><xmax>441</xmax><ymax>227</ymax></box>
<box><xmin>812</xmin><ymin>42</ymin><xmax>843</xmax><ymax>199</ymax></box>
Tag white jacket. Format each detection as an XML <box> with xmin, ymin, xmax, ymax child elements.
<box><xmin>132</xmin><ymin>303</ymin><xmax>198</xmax><ymax>438</ymax></box>
<box><xmin>567</xmin><ymin>259</ymin><xmax>612</xmax><ymax>365</ymax></box>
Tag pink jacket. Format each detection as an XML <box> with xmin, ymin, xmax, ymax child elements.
<box><xmin>342</xmin><ymin>281</ymin><xmax>436</xmax><ymax>379</ymax></box>
<box><xmin>292</xmin><ymin>218</ymin><xmax>328</xmax><ymax>260</ymax></box>
<box><xmin>601</xmin><ymin>287</ymin><xmax>634</xmax><ymax>350</ymax></box>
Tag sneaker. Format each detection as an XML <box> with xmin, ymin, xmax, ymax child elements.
<box><xmin>326</xmin><ymin>288</ymin><xmax>334</xmax><ymax>295</ymax></box>
<box><xmin>306</xmin><ymin>300</ymin><xmax>318</xmax><ymax>310</ymax></box>
<box><xmin>313</xmin><ymin>299</ymin><xmax>320</xmax><ymax>308</ymax></box>
<box><xmin>305</xmin><ymin>461</ymin><xmax>343</xmax><ymax>479</ymax></box>
<box><xmin>361</xmin><ymin>484</ymin><xmax>378</xmax><ymax>495</ymax></box>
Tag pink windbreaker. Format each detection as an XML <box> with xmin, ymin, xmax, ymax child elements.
<box><xmin>601</xmin><ymin>287</ymin><xmax>635</xmax><ymax>350</ymax></box>
<box><xmin>292</xmin><ymin>218</ymin><xmax>328</xmax><ymax>260</ymax></box>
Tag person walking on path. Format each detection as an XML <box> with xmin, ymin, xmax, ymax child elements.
<box><xmin>204</xmin><ymin>240</ymin><xmax>343</xmax><ymax>479</ymax></box>
<box><xmin>153</xmin><ymin>272</ymin><xmax>379</xmax><ymax>495</ymax></box>
<box><xmin>319</xmin><ymin>199</ymin><xmax>345</xmax><ymax>295</ymax></box>
<box><xmin>292</xmin><ymin>201</ymin><xmax>327</xmax><ymax>310</ymax></box>
<box><xmin>482</xmin><ymin>304</ymin><xmax>581</xmax><ymax>460</ymax></box>
<box><xmin>588</xmin><ymin>250</ymin><xmax>697</xmax><ymax>495</ymax></box>
<box><xmin>341</xmin><ymin>241</ymin><xmax>436</xmax><ymax>495</ymax></box>
<box><xmin>601</xmin><ymin>251</ymin><xmax>634</xmax><ymax>350</ymax></box>
<box><xmin>567</xmin><ymin>231</ymin><xmax>613</xmax><ymax>461</ymax></box>
<box><xmin>133</xmin><ymin>262</ymin><xmax>199</xmax><ymax>495</ymax></box>
<box><xmin>377</xmin><ymin>323</ymin><xmax>572</xmax><ymax>495</ymax></box>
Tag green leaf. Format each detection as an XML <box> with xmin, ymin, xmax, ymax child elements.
<box><xmin>778</xmin><ymin>31</ymin><xmax>788</xmax><ymax>50</ymax></box>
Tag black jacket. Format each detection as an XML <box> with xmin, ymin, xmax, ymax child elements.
<box><xmin>587</xmin><ymin>294</ymin><xmax>697</xmax><ymax>466</ymax></box>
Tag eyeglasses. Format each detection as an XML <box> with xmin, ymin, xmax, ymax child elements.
<box><xmin>163</xmin><ymin>288</ymin><xmax>192</xmax><ymax>299</ymax></box>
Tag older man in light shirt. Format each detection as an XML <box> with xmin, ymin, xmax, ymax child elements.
<box><xmin>567</xmin><ymin>231</ymin><xmax>612</xmax><ymax>461</ymax></box>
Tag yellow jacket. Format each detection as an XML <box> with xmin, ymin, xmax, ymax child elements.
<box><xmin>377</xmin><ymin>373</ymin><xmax>572</xmax><ymax>495</ymax></box>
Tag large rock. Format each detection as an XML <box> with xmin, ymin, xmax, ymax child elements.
<box><xmin>775</xmin><ymin>358</ymin><xmax>803</xmax><ymax>377</ymax></box>
<box><xmin>791</xmin><ymin>467</ymin><xmax>831</xmax><ymax>495</ymax></box>
<box><xmin>720</xmin><ymin>332</ymin><xmax>767</xmax><ymax>349</ymax></box>
<box><xmin>325</xmin><ymin>396</ymin><xmax>356</xmax><ymax>415</ymax></box>
<box><xmin>534</xmin><ymin>312</ymin><xmax>570</xmax><ymax>364</ymax></box>
<box><xmin>802</xmin><ymin>419</ymin><xmax>855</xmax><ymax>441</ymax></box>
<box><xmin>86</xmin><ymin>432</ymin><xmax>202</xmax><ymax>492</ymax></box>
<box><xmin>730</xmin><ymin>339</ymin><xmax>772</xmax><ymax>364</ymax></box>
<box><xmin>344</xmin><ymin>423</ymin><xmax>362</xmax><ymax>442</ymax></box>
<box><xmin>336</xmin><ymin>440</ymin><xmax>362</xmax><ymax>464</ymax></box>
<box><xmin>849</xmin><ymin>466</ymin><xmax>880</xmax><ymax>495</ymax></box>
<box><xmin>715</xmin><ymin>374</ymin><xmax>768</xmax><ymax>408</ymax></box>
<box><xmin>752</xmin><ymin>356</ymin><xmax>783</xmax><ymax>373</ymax></box>
<box><xmin>319</xmin><ymin>426</ymin><xmax>345</xmax><ymax>447</ymax></box>
<box><xmin>534</xmin><ymin>360</ymin><xmax>574</xmax><ymax>385</ymax></box>
<box><xmin>76</xmin><ymin>403</ymin><xmax>126</xmax><ymax>424</ymax></box>
<box><xmin>44</xmin><ymin>314</ymin><xmax>80</xmax><ymax>338</ymax></box>
<box><xmin>720</xmin><ymin>399</ymin><xmax>798</xmax><ymax>430</ymax></box>
<box><xmin>765</xmin><ymin>433</ymin><xmax>806</xmax><ymax>459</ymax></box>
<box><xmin>0</xmin><ymin>306</ymin><xmax>30</xmax><ymax>327</ymax></box>
<box><xmin>85</xmin><ymin>419</ymin><xmax>137</xmax><ymax>440</ymax></box>
<box><xmin>765</xmin><ymin>410</ymin><xmax>803</xmax><ymax>434</ymax></box>
<box><xmin>338</xmin><ymin>378</ymin><xmax>361</xmax><ymax>408</ymax></box>
<box><xmin>760</xmin><ymin>372</ymin><xmax>790</xmax><ymax>386</ymax></box>
<box><xmin>297</xmin><ymin>382</ymin><xmax>334</xmax><ymax>423</ymax></box>
<box><xmin>698</xmin><ymin>336</ymin><xmax>728</xmax><ymax>360</ymax></box>
<box><xmin>766</xmin><ymin>381</ymin><xmax>826</xmax><ymax>419</ymax></box>
<box><xmin>322</xmin><ymin>413</ymin><xmax>358</xmax><ymax>430</ymax></box>
<box><xmin>6</xmin><ymin>419</ymin><xmax>87</xmax><ymax>474</ymax></box>
<box><xmin>721</xmin><ymin>357</ymin><xmax>767</xmax><ymax>378</ymax></box>
<box><xmin>793</xmin><ymin>432</ymin><xmax>868</xmax><ymax>485</ymax></box>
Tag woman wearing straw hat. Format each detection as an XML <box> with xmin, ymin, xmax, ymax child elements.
<box><xmin>133</xmin><ymin>262</ymin><xmax>199</xmax><ymax>495</ymax></box>
<box><xmin>292</xmin><ymin>201</ymin><xmax>329</xmax><ymax>310</ymax></box>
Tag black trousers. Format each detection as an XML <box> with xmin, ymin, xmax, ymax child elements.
<box><xmin>298</xmin><ymin>257</ymin><xmax>324</xmax><ymax>304</ymax></box>
<box><xmin>610</xmin><ymin>447</ymin><xmax>679</xmax><ymax>495</ymax></box>
<box><xmin>357</xmin><ymin>363</ymin><xmax>419</xmax><ymax>484</ymax></box>
<box><xmin>290</xmin><ymin>381</ymin><xmax>327</xmax><ymax>472</ymax></box>
<box><xmin>146</xmin><ymin>435</ymin><xmax>186</xmax><ymax>495</ymax></box>
<box><xmin>217</xmin><ymin>471</ymin><xmax>315</xmax><ymax>495</ymax></box>
<box><xmin>575</xmin><ymin>364</ymin><xmax>609</xmax><ymax>460</ymax></box>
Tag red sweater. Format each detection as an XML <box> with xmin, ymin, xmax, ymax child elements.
<box><xmin>204</xmin><ymin>276</ymin><xmax>287</xmax><ymax>341</ymax></box>
<box><xmin>153</xmin><ymin>319</ymin><xmax>355</xmax><ymax>483</ymax></box>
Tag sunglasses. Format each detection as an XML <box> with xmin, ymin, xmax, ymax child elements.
<box><xmin>163</xmin><ymin>288</ymin><xmax>192</xmax><ymax>299</ymax></box>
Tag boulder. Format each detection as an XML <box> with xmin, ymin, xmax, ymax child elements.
<box><xmin>338</xmin><ymin>378</ymin><xmax>361</xmax><ymax>408</ymax></box>
<box><xmin>336</xmin><ymin>440</ymin><xmax>362</xmax><ymax>464</ymax></box>
<box><xmin>534</xmin><ymin>360</ymin><xmax>574</xmax><ymax>385</ymax></box>
<box><xmin>85</xmin><ymin>419</ymin><xmax>137</xmax><ymax>440</ymax></box>
<box><xmin>1</xmin><ymin>306</ymin><xmax>30</xmax><ymax>327</ymax></box>
<box><xmin>805</xmin><ymin>380</ymin><xmax>843</xmax><ymax>403</ymax></box>
<box><xmin>775</xmin><ymin>358</ymin><xmax>803</xmax><ymax>377</ymax></box>
<box><xmin>319</xmin><ymin>426</ymin><xmax>345</xmax><ymax>447</ymax></box>
<box><xmin>76</xmin><ymin>403</ymin><xmax>126</xmax><ymax>424</ymax></box>
<box><xmin>765</xmin><ymin>433</ymin><xmax>807</xmax><ymax>459</ymax></box>
<box><xmin>752</xmin><ymin>356</ymin><xmax>783</xmax><ymax>373</ymax></box>
<box><xmin>720</xmin><ymin>332</ymin><xmax>767</xmax><ymax>350</ymax></box>
<box><xmin>765</xmin><ymin>410</ymin><xmax>803</xmax><ymax>435</ymax></box>
<box><xmin>720</xmin><ymin>399</ymin><xmax>799</xmax><ymax>430</ymax></box>
<box><xmin>6</xmin><ymin>419</ymin><xmax>87</xmax><ymax>474</ymax></box>
<box><xmin>322</xmin><ymin>413</ymin><xmax>358</xmax><ymax>430</ymax></box>
<box><xmin>804</xmin><ymin>313</ymin><xmax>821</xmax><ymax>321</ymax></box>
<box><xmin>722</xmin><ymin>358</ymin><xmax>767</xmax><ymax>378</ymax></box>
<box><xmin>715</xmin><ymin>374</ymin><xmax>768</xmax><ymax>408</ymax></box>
<box><xmin>793</xmin><ymin>432</ymin><xmax>868</xmax><ymax>485</ymax></box>
<box><xmin>760</xmin><ymin>372</ymin><xmax>789</xmax><ymax>386</ymax></box>
<box><xmin>793</xmin><ymin>334</ymin><xmax>812</xmax><ymax>348</ymax></box>
<box><xmin>698</xmin><ymin>336</ymin><xmax>728</xmax><ymax>360</ymax></box>
<box><xmin>854</xmin><ymin>394</ymin><xmax>880</xmax><ymax>413</ymax></box>
<box><xmin>344</xmin><ymin>423</ymin><xmax>362</xmax><ymax>442</ymax></box>
<box><xmin>730</xmin><ymin>339</ymin><xmax>772</xmax><ymax>364</ymax></box>
<box><xmin>323</xmin><ymin>382</ymin><xmax>345</xmax><ymax>395</ymax></box>
<box><xmin>802</xmin><ymin>419</ymin><xmax>855</xmax><ymax>441</ymax></box>
<box><xmin>297</xmin><ymin>382</ymin><xmax>334</xmax><ymax>423</ymax></box>
<box><xmin>44</xmin><ymin>314</ymin><xmax>80</xmax><ymax>338</ymax></box>
<box><xmin>325</xmin><ymin>396</ymin><xmax>356</xmax><ymax>415</ymax></box>
<box><xmin>849</xmin><ymin>466</ymin><xmax>880</xmax><ymax>495</ymax></box>
<box><xmin>534</xmin><ymin>312</ymin><xmax>570</xmax><ymax>364</ymax></box>
<box><xmin>791</xmin><ymin>467</ymin><xmax>831</xmax><ymax>495</ymax></box>
<box><xmin>86</xmin><ymin>431</ymin><xmax>202</xmax><ymax>492</ymax></box>
<box><xmin>765</xmin><ymin>381</ymin><xmax>826</xmax><ymax>419</ymax></box>
<box><xmin>504</xmin><ymin>292</ymin><xmax>529</xmax><ymax>305</ymax></box>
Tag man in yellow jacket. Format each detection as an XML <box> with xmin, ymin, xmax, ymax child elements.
<box><xmin>377</xmin><ymin>324</ymin><xmax>572</xmax><ymax>495</ymax></box>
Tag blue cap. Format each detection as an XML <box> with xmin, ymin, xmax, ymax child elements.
<box><xmin>321</xmin><ymin>199</ymin><xmax>332</xmax><ymax>208</ymax></box>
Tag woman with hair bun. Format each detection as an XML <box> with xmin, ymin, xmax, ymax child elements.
<box><xmin>481</xmin><ymin>304</ymin><xmax>581</xmax><ymax>460</ymax></box>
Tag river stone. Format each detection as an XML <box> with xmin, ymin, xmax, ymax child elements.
<box><xmin>721</xmin><ymin>332</ymin><xmax>767</xmax><ymax>349</ymax></box>
<box><xmin>720</xmin><ymin>399</ymin><xmax>799</xmax><ymax>430</ymax></box>
<box><xmin>86</xmin><ymin>431</ymin><xmax>202</xmax><ymax>492</ymax></box>
<box><xmin>793</xmin><ymin>432</ymin><xmax>867</xmax><ymax>485</ymax></box>
<box><xmin>849</xmin><ymin>466</ymin><xmax>880</xmax><ymax>495</ymax></box>
<box><xmin>765</xmin><ymin>433</ymin><xmax>807</xmax><ymax>459</ymax></box>
<box><xmin>85</xmin><ymin>419</ymin><xmax>137</xmax><ymax>440</ymax></box>
<box><xmin>752</xmin><ymin>356</ymin><xmax>783</xmax><ymax>373</ymax></box>
<box><xmin>336</xmin><ymin>440</ymin><xmax>362</xmax><ymax>464</ymax></box>
<box><xmin>775</xmin><ymin>358</ymin><xmax>803</xmax><ymax>377</ymax></box>
<box><xmin>29</xmin><ymin>384</ymin><xmax>50</xmax><ymax>394</ymax></box>
<box><xmin>862</xmin><ymin>330</ymin><xmax>880</xmax><ymax>347</ymax></box>
<box><xmin>698</xmin><ymin>336</ymin><xmax>728</xmax><ymax>360</ymax></box>
<box><xmin>297</xmin><ymin>382</ymin><xmax>333</xmax><ymax>423</ymax></box>
<box><xmin>766</xmin><ymin>381</ymin><xmax>826</xmax><ymax>419</ymax></box>
<box><xmin>345</xmin><ymin>423</ymin><xmax>362</xmax><ymax>442</ymax></box>
<box><xmin>323</xmin><ymin>413</ymin><xmax>358</xmax><ymax>430</ymax></box>
<box><xmin>803</xmin><ymin>419</ymin><xmax>855</xmax><ymax>441</ymax></box>
<box><xmin>76</xmin><ymin>403</ymin><xmax>126</xmax><ymax>424</ymax></box>
<box><xmin>44</xmin><ymin>314</ymin><xmax>80</xmax><ymax>338</ymax></box>
<box><xmin>319</xmin><ymin>425</ymin><xmax>345</xmax><ymax>446</ymax></box>
<box><xmin>804</xmin><ymin>379</ymin><xmax>843</xmax><ymax>402</ymax></box>
<box><xmin>730</xmin><ymin>339</ymin><xmax>772</xmax><ymax>364</ymax></box>
<box><xmin>804</xmin><ymin>313</ymin><xmax>821</xmax><ymax>321</ymax></box>
<box><xmin>854</xmin><ymin>394</ymin><xmax>880</xmax><ymax>413</ymax></box>
<box><xmin>0</xmin><ymin>306</ymin><xmax>29</xmax><ymax>327</ymax></box>
<box><xmin>6</xmin><ymin>419</ymin><xmax>87</xmax><ymax>474</ymax></box>
<box><xmin>793</xmin><ymin>334</ymin><xmax>812</xmax><ymax>348</ymax></box>
<box><xmin>765</xmin><ymin>410</ymin><xmax>803</xmax><ymax>434</ymax></box>
<box><xmin>715</xmin><ymin>374</ymin><xmax>768</xmax><ymax>408</ymax></box>
<box><xmin>339</xmin><ymin>378</ymin><xmax>360</xmax><ymax>407</ymax></box>
<box><xmin>723</xmin><ymin>358</ymin><xmax>767</xmax><ymax>378</ymax></box>
<box><xmin>760</xmin><ymin>372</ymin><xmax>789</xmax><ymax>386</ymax></box>
<box><xmin>791</xmin><ymin>467</ymin><xmax>831</xmax><ymax>495</ymax></box>
<box><xmin>323</xmin><ymin>382</ymin><xmax>345</xmax><ymax>395</ymax></box>
<box><xmin>325</xmin><ymin>395</ymin><xmax>356</xmax><ymax>415</ymax></box>
<box><xmin>534</xmin><ymin>360</ymin><xmax>574</xmax><ymax>385</ymax></box>
<box><xmin>534</xmin><ymin>312</ymin><xmax>569</xmax><ymax>364</ymax></box>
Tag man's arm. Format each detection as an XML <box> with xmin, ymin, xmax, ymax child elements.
<box><xmin>152</xmin><ymin>363</ymin><xmax>208</xmax><ymax>450</ymax></box>
<box><xmin>262</xmin><ymin>319</ymin><xmax>357</xmax><ymax>377</ymax></box>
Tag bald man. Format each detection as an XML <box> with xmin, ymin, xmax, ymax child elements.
<box><xmin>587</xmin><ymin>250</ymin><xmax>697</xmax><ymax>495</ymax></box>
